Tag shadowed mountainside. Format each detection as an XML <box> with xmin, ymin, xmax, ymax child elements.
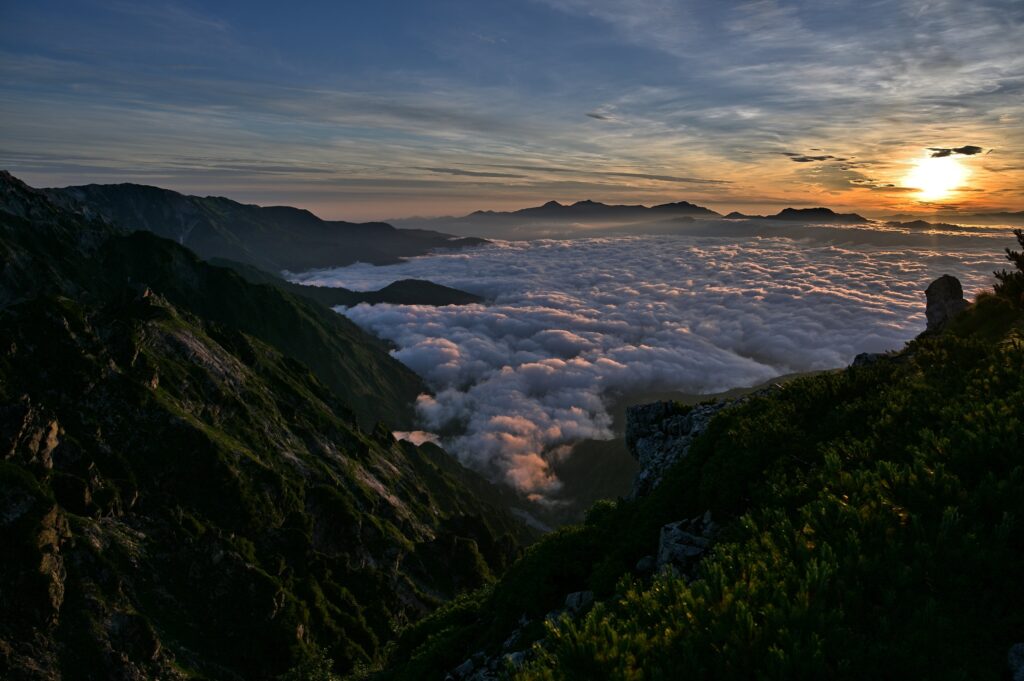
<box><xmin>0</xmin><ymin>172</ymin><xmax>533</xmax><ymax>679</ymax></box>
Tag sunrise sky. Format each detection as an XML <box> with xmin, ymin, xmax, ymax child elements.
<box><xmin>2</xmin><ymin>0</ymin><xmax>1022</xmax><ymax>220</ymax></box>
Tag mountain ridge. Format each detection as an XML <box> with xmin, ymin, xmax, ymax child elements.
<box><xmin>723</xmin><ymin>206</ymin><xmax>868</xmax><ymax>223</ymax></box>
<box><xmin>0</xmin><ymin>171</ymin><xmax>534</xmax><ymax>679</ymax></box>
<box><xmin>881</xmin><ymin>210</ymin><xmax>1024</xmax><ymax>226</ymax></box>
<box><xmin>43</xmin><ymin>181</ymin><xmax>488</xmax><ymax>273</ymax></box>
<box><xmin>465</xmin><ymin>198</ymin><xmax>721</xmax><ymax>220</ymax></box>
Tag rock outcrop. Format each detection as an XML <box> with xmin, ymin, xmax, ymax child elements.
<box><xmin>625</xmin><ymin>401</ymin><xmax>731</xmax><ymax>497</ymax></box>
<box><xmin>657</xmin><ymin>511</ymin><xmax>718</xmax><ymax>576</ymax></box>
<box><xmin>925</xmin><ymin>274</ymin><xmax>968</xmax><ymax>332</ymax></box>
<box><xmin>625</xmin><ymin>389</ymin><xmax>781</xmax><ymax>498</ymax></box>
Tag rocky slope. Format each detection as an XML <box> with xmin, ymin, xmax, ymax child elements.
<box><xmin>43</xmin><ymin>182</ymin><xmax>487</xmax><ymax>273</ymax></box>
<box><xmin>0</xmin><ymin>172</ymin><xmax>532</xmax><ymax>680</ymax></box>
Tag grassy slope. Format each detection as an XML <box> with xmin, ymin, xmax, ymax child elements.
<box><xmin>380</xmin><ymin>290</ymin><xmax>1024</xmax><ymax>680</ymax></box>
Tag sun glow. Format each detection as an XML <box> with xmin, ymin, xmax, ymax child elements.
<box><xmin>903</xmin><ymin>156</ymin><xmax>970</xmax><ymax>201</ymax></box>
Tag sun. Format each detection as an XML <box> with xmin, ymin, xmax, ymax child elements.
<box><xmin>903</xmin><ymin>155</ymin><xmax>970</xmax><ymax>201</ymax></box>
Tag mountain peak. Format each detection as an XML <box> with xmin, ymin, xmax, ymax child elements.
<box><xmin>778</xmin><ymin>206</ymin><xmax>837</xmax><ymax>216</ymax></box>
<box><xmin>770</xmin><ymin>206</ymin><xmax>868</xmax><ymax>223</ymax></box>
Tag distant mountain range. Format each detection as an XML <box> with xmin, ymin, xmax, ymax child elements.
<box><xmin>723</xmin><ymin>207</ymin><xmax>868</xmax><ymax>224</ymax></box>
<box><xmin>883</xmin><ymin>219</ymin><xmax>986</xmax><ymax>232</ymax></box>
<box><xmin>426</xmin><ymin>201</ymin><xmax>876</xmax><ymax>224</ymax></box>
<box><xmin>882</xmin><ymin>210</ymin><xmax>1024</xmax><ymax>226</ymax></box>
<box><xmin>395</xmin><ymin>200</ymin><xmax>881</xmax><ymax>239</ymax></box>
<box><xmin>44</xmin><ymin>182</ymin><xmax>487</xmax><ymax>272</ymax></box>
<box><xmin>468</xmin><ymin>198</ymin><xmax>722</xmax><ymax>221</ymax></box>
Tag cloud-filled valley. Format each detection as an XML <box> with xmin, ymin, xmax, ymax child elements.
<box><xmin>293</xmin><ymin>231</ymin><xmax>1006</xmax><ymax>500</ymax></box>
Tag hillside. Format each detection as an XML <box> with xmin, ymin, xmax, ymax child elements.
<box><xmin>43</xmin><ymin>182</ymin><xmax>487</xmax><ymax>273</ymax></box>
<box><xmin>0</xmin><ymin>172</ymin><xmax>533</xmax><ymax>679</ymax></box>
<box><xmin>377</xmin><ymin>237</ymin><xmax>1024</xmax><ymax>679</ymax></box>
<box><xmin>5</xmin><ymin>172</ymin><xmax>432</xmax><ymax>430</ymax></box>
<box><xmin>210</xmin><ymin>259</ymin><xmax>484</xmax><ymax>308</ymax></box>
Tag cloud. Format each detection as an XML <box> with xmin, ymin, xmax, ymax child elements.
<box><xmin>537</xmin><ymin>0</ymin><xmax>695</xmax><ymax>58</ymax></box>
<box><xmin>484</xmin><ymin>163</ymin><xmax>731</xmax><ymax>185</ymax></box>
<box><xmin>601</xmin><ymin>171</ymin><xmax>732</xmax><ymax>185</ymax></box>
<box><xmin>586</xmin><ymin>112</ymin><xmax>612</xmax><ymax>120</ymax></box>
<box><xmin>293</xmin><ymin>230</ymin><xmax>1005</xmax><ymax>500</ymax></box>
<box><xmin>782</xmin><ymin>153</ymin><xmax>847</xmax><ymax>163</ymax></box>
<box><xmin>393</xmin><ymin>430</ymin><xmax>441</xmax><ymax>446</ymax></box>
<box><xmin>929</xmin><ymin>145</ymin><xmax>984</xmax><ymax>158</ymax></box>
<box><xmin>418</xmin><ymin>167</ymin><xmax>527</xmax><ymax>179</ymax></box>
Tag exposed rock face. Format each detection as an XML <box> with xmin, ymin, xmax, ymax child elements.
<box><xmin>625</xmin><ymin>401</ymin><xmax>733</xmax><ymax>497</ymax></box>
<box><xmin>925</xmin><ymin>274</ymin><xmax>968</xmax><ymax>332</ymax></box>
<box><xmin>446</xmin><ymin>591</ymin><xmax>597</xmax><ymax>679</ymax></box>
<box><xmin>852</xmin><ymin>352</ymin><xmax>886</xmax><ymax>367</ymax></box>
<box><xmin>657</xmin><ymin>511</ymin><xmax>718</xmax><ymax>576</ymax></box>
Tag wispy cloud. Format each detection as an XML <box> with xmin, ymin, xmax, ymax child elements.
<box><xmin>418</xmin><ymin>167</ymin><xmax>528</xmax><ymax>178</ymax></box>
<box><xmin>1</xmin><ymin>0</ymin><xmax>1021</xmax><ymax>216</ymax></box>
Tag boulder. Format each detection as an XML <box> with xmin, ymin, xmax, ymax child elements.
<box><xmin>657</xmin><ymin>524</ymin><xmax>708</xmax><ymax>568</ymax></box>
<box><xmin>564</xmin><ymin>590</ymin><xmax>594</xmax><ymax>614</ymax></box>
<box><xmin>925</xmin><ymin>275</ymin><xmax>968</xmax><ymax>332</ymax></box>
<box><xmin>635</xmin><ymin>555</ymin><xmax>656</xmax><ymax>574</ymax></box>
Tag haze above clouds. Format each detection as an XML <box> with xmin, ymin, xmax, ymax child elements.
<box><xmin>294</xmin><ymin>230</ymin><xmax>1007</xmax><ymax>499</ymax></box>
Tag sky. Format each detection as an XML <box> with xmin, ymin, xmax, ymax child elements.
<box><xmin>1</xmin><ymin>0</ymin><xmax>1023</xmax><ymax>220</ymax></box>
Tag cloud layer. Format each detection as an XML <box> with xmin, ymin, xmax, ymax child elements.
<box><xmin>295</xmin><ymin>232</ymin><xmax>1005</xmax><ymax>498</ymax></box>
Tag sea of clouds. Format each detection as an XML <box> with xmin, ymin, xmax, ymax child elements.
<box><xmin>293</xmin><ymin>230</ymin><xmax>1008</xmax><ymax>500</ymax></box>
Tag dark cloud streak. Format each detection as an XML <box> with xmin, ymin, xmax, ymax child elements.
<box><xmin>928</xmin><ymin>145</ymin><xmax>984</xmax><ymax>158</ymax></box>
<box><xmin>781</xmin><ymin>152</ymin><xmax>847</xmax><ymax>163</ymax></box>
